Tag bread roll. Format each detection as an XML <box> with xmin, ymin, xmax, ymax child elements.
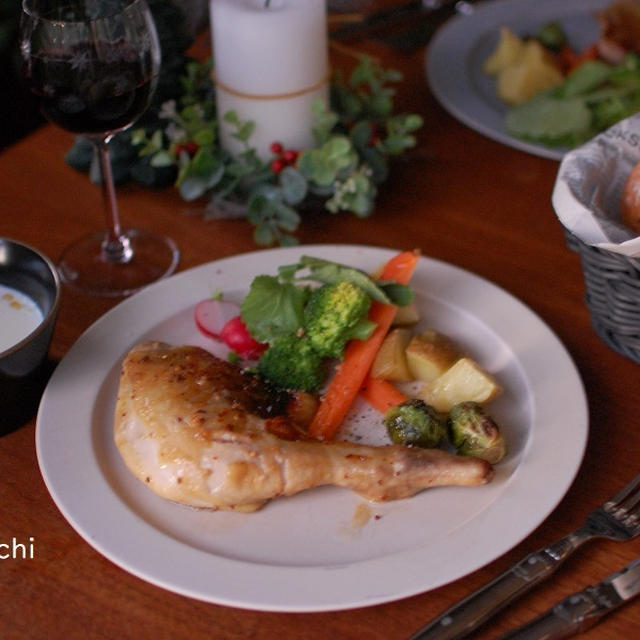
<box><xmin>620</xmin><ymin>160</ymin><xmax>640</xmax><ymax>234</ymax></box>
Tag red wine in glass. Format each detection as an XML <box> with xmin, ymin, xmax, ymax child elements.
<box><xmin>31</xmin><ymin>44</ymin><xmax>156</xmax><ymax>134</ymax></box>
<box><xmin>21</xmin><ymin>0</ymin><xmax>179</xmax><ymax>296</ymax></box>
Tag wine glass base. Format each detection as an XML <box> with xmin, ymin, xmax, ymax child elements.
<box><xmin>58</xmin><ymin>229</ymin><xmax>179</xmax><ymax>297</ymax></box>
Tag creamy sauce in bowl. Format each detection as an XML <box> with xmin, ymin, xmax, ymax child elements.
<box><xmin>0</xmin><ymin>284</ymin><xmax>44</xmax><ymax>353</ymax></box>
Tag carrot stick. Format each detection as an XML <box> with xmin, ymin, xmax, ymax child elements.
<box><xmin>557</xmin><ymin>44</ymin><xmax>580</xmax><ymax>74</ymax></box>
<box><xmin>360</xmin><ymin>376</ymin><xmax>408</xmax><ymax>413</ymax></box>
<box><xmin>307</xmin><ymin>250</ymin><xmax>419</xmax><ymax>440</ymax></box>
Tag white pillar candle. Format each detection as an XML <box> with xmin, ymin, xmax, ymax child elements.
<box><xmin>210</xmin><ymin>0</ymin><xmax>329</xmax><ymax>161</ymax></box>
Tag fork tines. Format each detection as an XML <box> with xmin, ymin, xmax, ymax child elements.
<box><xmin>604</xmin><ymin>473</ymin><xmax>640</xmax><ymax>528</ymax></box>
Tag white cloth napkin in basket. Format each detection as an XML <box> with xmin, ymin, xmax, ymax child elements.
<box><xmin>552</xmin><ymin>112</ymin><xmax>640</xmax><ymax>258</ymax></box>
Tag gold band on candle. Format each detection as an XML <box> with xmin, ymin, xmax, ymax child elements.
<box><xmin>212</xmin><ymin>70</ymin><xmax>331</xmax><ymax>101</ymax></box>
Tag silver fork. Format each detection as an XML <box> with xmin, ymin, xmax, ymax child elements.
<box><xmin>409</xmin><ymin>472</ymin><xmax>640</xmax><ymax>640</ymax></box>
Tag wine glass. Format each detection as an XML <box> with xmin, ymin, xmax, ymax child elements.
<box><xmin>20</xmin><ymin>0</ymin><xmax>179</xmax><ymax>297</ymax></box>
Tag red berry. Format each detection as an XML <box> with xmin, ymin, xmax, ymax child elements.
<box><xmin>184</xmin><ymin>141</ymin><xmax>199</xmax><ymax>156</ymax></box>
<box><xmin>176</xmin><ymin>141</ymin><xmax>199</xmax><ymax>157</ymax></box>
<box><xmin>282</xmin><ymin>149</ymin><xmax>298</xmax><ymax>164</ymax></box>
<box><xmin>270</xmin><ymin>158</ymin><xmax>286</xmax><ymax>173</ymax></box>
<box><xmin>369</xmin><ymin>123</ymin><xmax>382</xmax><ymax>146</ymax></box>
<box><xmin>269</xmin><ymin>141</ymin><xmax>284</xmax><ymax>155</ymax></box>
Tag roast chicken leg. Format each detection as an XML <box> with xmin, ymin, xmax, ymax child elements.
<box><xmin>114</xmin><ymin>342</ymin><xmax>493</xmax><ymax>512</ymax></box>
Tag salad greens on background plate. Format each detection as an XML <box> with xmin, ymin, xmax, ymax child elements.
<box><xmin>426</xmin><ymin>0</ymin><xmax>611</xmax><ymax>160</ymax></box>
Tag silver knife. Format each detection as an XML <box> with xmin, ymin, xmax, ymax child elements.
<box><xmin>499</xmin><ymin>557</ymin><xmax>640</xmax><ymax>639</ymax></box>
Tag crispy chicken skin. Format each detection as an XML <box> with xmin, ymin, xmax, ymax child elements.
<box><xmin>114</xmin><ymin>342</ymin><xmax>493</xmax><ymax>512</ymax></box>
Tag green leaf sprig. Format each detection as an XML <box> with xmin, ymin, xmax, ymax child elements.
<box><xmin>68</xmin><ymin>49</ymin><xmax>423</xmax><ymax>246</ymax></box>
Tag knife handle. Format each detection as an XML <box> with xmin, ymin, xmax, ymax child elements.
<box><xmin>499</xmin><ymin>587</ymin><xmax>607</xmax><ymax>640</ymax></box>
<box><xmin>409</xmin><ymin>545</ymin><xmax>576</xmax><ymax>640</ymax></box>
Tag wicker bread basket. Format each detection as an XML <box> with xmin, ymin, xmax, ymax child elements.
<box><xmin>553</xmin><ymin>112</ymin><xmax>640</xmax><ymax>365</ymax></box>
<box><xmin>565</xmin><ymin>229</ymin><xmax>640</xmax><ymax>363</ymax></box>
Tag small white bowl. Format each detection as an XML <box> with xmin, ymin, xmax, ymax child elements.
<box><xmin>1</xmin><ymin>238</ymin><xmax>60</xmax><ymax>431</ymax></box>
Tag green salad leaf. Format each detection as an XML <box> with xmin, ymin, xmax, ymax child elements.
<box><xmin>559</xmin><ymin>60</ymin><xmax>612</xmax><ymax>98</ymax></box>
<box><xmin>294</xmin><ymin>255</ymin><xmax>414</xmax><ymax>306</ymax></box>
<box><xmin>240</xmin><ymin>275</ymin><xmax>309</xmax><ymax>343</ymax></box>
<box><xmin>505</xmin><ymin>93</ymin><xmax>594</xmax><ymax>147</ymax></box>
<box><xmin>242</xmin><ymin>256</ymin><xmax>414</xmax><ymax>346</ymax></box>
<box><xmin>376</xmin><ymin>281</ymin><xmax>415</xmax><ymax>307</ymax></box>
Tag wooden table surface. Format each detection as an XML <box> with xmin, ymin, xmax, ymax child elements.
<box><xmin>1</xmin><ymin>7</ymin><xmax>640</xmax><ymax>639</ymax></box>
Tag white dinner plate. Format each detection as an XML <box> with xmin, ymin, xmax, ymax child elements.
<box><xmin>36</xmin><ymin>245</ymin><xmax>587</xmax><ymax>612</ymax></box>
<box><xmin>426</xmin><ymin>0</ymin><xmax>609</xmax><ymax>161</ymax></box>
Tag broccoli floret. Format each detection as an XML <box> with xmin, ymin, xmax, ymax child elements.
<box><xmin>383</xmin><ymin>399</ymin><xmax>446</xmax><ymax>448</ymax></box>
<box><xmin>304</xmin><ymin>281</ymin><xmax>374</xmax><ymax>359</ymax></box>
<box><xmin>257</xmin><ymin>334</ymin><xmax>326</xmax><ymax>392</ymax></box>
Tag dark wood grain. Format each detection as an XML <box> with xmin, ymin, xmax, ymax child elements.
<box><xmin>1</xmin><ymin>12</ymin><xmax>639</xmax><ymax>640</ymax></box>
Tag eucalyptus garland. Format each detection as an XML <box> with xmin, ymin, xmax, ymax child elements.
<box><xmin>66</xmin><ymin>10</ymin><xmax>422</xmax><ymax>246</ymax></box>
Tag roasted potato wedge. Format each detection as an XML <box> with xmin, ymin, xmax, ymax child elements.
<box><xmin>393</xmin><ymin>301</ymin><xmax>420</xmax><ymax>326</ymax></box>
<box><xmin>371</xmin><ymin>328</ymin><xmax>412</xmax><ymax>382</ymax></box>
<box><xmin>497</xmin><ymin>39</ymin><xmax>563</xmax><ymax>105</ymax></box>
<box><xmin>405</xmin><ymin>329</ymin><xmax>460</xmax><ymax>383</ymax></box>
<box><xmin>418</xmin><ymin>357</ymin><xmax>501</xmax><ymax>412</ymax></box>
<box><xmin>483</xmin><ymin>26</ymin><xmax>525</xmax><ymax>74</ymax></box>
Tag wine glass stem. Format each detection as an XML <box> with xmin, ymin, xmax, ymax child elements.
<box><xmin>96</xmin><ymin>137</ymin><xmax>133</xmax><ymax>264</ymax></box>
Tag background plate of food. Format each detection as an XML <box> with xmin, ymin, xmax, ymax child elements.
<box><xmin>36</xmin><ymin>245</ymin><xmax>587</xmax><ymax>612</ymax></box>
<box><xmin>426</xmin><ymin>0</ymin><xmax>630</xmax><ymax>160</ymax></box>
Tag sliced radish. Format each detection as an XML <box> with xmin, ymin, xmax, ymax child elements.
<box><xmin>194</xmin><ymin>299</ymin><xmax>240</xmax><ymax>339</ymax></box>
<box><xmin>220</xmin><ymin>315</ymin><xmax>267</xmax><ymax>359</ymax></box>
